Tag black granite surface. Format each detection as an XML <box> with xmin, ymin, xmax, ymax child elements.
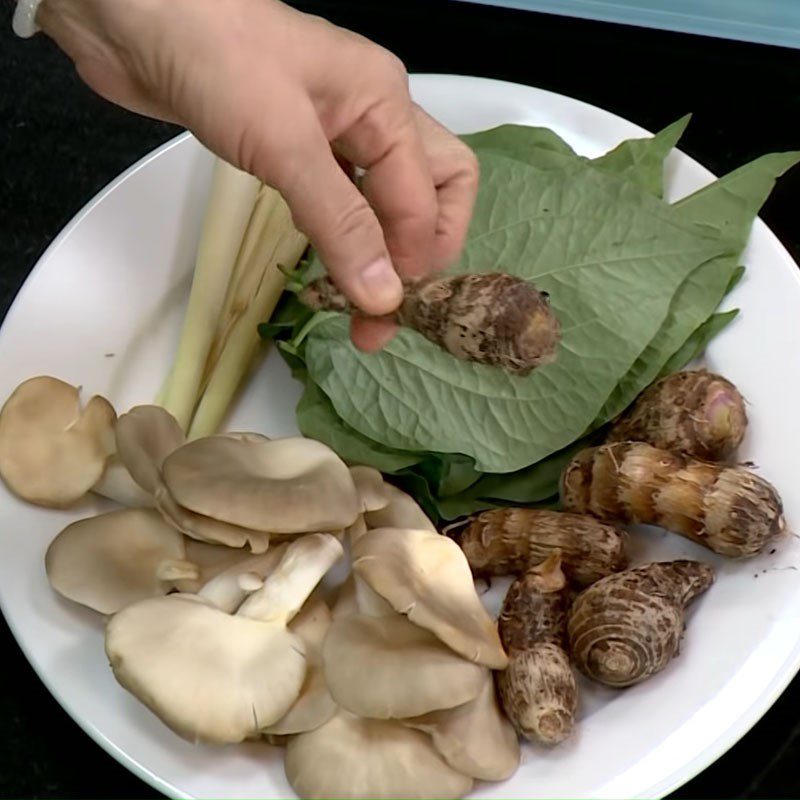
<box><xmin>1</xmin><ymin>0</ymin><xmax>799</xmax><ymax>797</ymax></box>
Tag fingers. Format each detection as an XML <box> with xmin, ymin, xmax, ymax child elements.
<box><xmin>350</xmin><ymin>315</ymin><xmax>399</xmax><ymax>352</ymax></box>
<box><xmin>335</xmin><ymin>97</ymin><xmax>438</xmax><ymax>280</ymax></box>
<box><xmin>267</xmin><ymin>109</ymin><xmax>403</xmax><ymax>318</ymax></box>
<box><xmin>412</xmin><ymin>106</ymin><xmax>480</xmax><ymax>270</ymax></box>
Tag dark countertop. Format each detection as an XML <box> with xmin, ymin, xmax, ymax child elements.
<box><xmin>1</xmin><ymin>1</ymin><xmax>798</xmax><ymax>797</ymax></box>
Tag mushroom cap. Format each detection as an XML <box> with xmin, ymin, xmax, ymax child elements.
<box><xmin>155</xmin><ymin>485</ymin><xmax>270</xmax><ymax>552</ymax></box>
<box><xmin>284</xmin><ymin>710</ymin><xmax>473</xmax><ymax>800</ymax></box>
<box><xmin>353</xmin><ymin>528</ymin><xmax>508</xmax><ymax>669</ymax></box>
<box><xmin>115</xmin><ymin>405</ymin><xmax>185</xmax><ymax>494</ymax></box>
<box><xmin>0</xmin><ymin>376</ymin><xmax>116</xmax><ymax>507</ymax></box>
<box><xmin>350</xmin><ymin>466</ymin><xmax>389</xmax><ymax>512</ymax></box>
<box><xmin>323</xmin><ymin>613</ymin><xmax>484</xmax><ymax>719</ymax></box>
<box><xmin>162</xmin><ymin>436</ymin><xmax>360</xmax><ymax>533</ymax></box>
<box><xmin>365</xmin><ymin>484</ymin><xmax>437</xmax><ymax>533</ymax></box>
<box><xmin>263</xmin><ymin>596</ymin><xmax>336</xmax><ymax>735</ymax></box>
<box><xmin>405</xmin><ymin>670</ymin><xmax>520</xmax><ymax>781</ymax></box>
<box><xmin>183</xmin><ymin>539</ymin><xmax>252</xmax><ymax>581</ymax></box>
<box><xmin>45</xmin><ymin>508</ymin><xmax>193</xmax><ymax>614</ymax></box>
<box><xmin>105</xmin><ymin>594</ymin><xmax>307</xmax><ymax>744</ymax></box>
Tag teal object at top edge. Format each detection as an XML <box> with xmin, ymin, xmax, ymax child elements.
<box><xmin>457</xmin><ymin>0</ymin><xmax>800</xmax><ymax>49</ymax></box>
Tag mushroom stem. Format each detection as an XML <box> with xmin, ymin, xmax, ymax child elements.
<box><xmin>91</xmin><ymin>458</ymin><xmax>154</xmax><ymax>508</ymax></box>
<box><xmin>155</xmin><ymin>560</ymin><xmax>201</xmax><ymax>583</ymax></box>
<box><xmin>196</xmin><ymin>546</ymin><xmax>288</xmax><ymax>613</ymax></box>
<box><xmin>238</xmin><ymin>534</ymin><xmax>343</xmax><ymax>623</ymax></box>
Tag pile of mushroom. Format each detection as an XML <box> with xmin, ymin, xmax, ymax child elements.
<box><xmin>0</xmin><ymin>375</ymin><xmax>524</xmax><ymax>800</ymax></box>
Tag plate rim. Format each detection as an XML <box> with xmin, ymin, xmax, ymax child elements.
<box><xmin>2</xmin><ymin>73</ymin><xmax>799</xmax><ymax>800</ymax></box>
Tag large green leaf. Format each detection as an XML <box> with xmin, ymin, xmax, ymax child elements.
<box><xmin>304</xmin><ymin>153</ymin><xmax>728</xmax><ymax>472</ymax></box>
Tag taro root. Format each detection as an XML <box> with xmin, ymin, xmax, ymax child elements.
<box><xmin>497</xmin><ymin>552</ymin><xmax>577</xmax><ymax>745</ymax></box>
<box><xmin>300</xmin><ymin>271</ymin><xmax>561</xmax><ymax>375</ymax></box>
<box><xmin>457</xmin><ymin>508</ymin><xmax>628</xmax><ymax>586</ymax></box>
<box><xmin>608</xmin><ymin>370</ymin><xmax>747</xmax><ymax>461</ymax></box>
<box><xmin>567</xmin><ymin>560</ymin><xmax>715</xmax><ymax>688</ymax></box>
<box><xmin>561</xmin><ymin>441</ymin><xmax>785</xmax><ymax>558</ymax></box>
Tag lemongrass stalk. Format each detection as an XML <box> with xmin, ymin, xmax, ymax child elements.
<box><xmin>159</xmin><ymin>159</ymin><xmax>261</xmax><ymax>430</ymax></box>
<box><xmin>188</xmin><ymin>202</ymin><xmax>308</xmax><ymax>438</ymax></box>
<box><xmin>201</xmin><ymin>185</ymin><xmax>284</xmax><ymax>382</ymax></box>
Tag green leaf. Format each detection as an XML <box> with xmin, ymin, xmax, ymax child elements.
<box><xmin>659</xmin><ymin>308</ymin><xmax>740</xmax><ymax>376</ymax></box>
<box><xmin>304</xmin><ymin>153</ymin><xmax>728</xmax><ymax>473</ymax></box>
<box><xmin>674</xmin><ymin>151</ymin><xmax>800</xmax><ymax>245</ymax></box>
<box><xmin>591</xmin><ymin>115</ymin><xmax>690</xmax><ymax>197</ymax></box>
<box><xmin>295</xmin><ymin>376</ymin><xmax>424</xmax><ymax>473</ymax></box>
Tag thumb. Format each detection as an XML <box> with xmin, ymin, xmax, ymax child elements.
<box><xmin>272</xmin><ymin>124</ymin><xmax>403</xmax><ymax>317</ymax></box>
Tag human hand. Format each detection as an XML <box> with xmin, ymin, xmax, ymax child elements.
<box><xmin>37</xmin><ymin>0</ymin><xmax>479</xmax><ymax>350</ymax></box>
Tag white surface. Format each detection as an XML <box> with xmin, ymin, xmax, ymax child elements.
<box><xmin>1</xmin><ymin>74</ymin><xmax>799</xmax><ymax>800</ymax></box>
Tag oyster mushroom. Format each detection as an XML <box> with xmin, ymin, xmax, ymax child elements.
<box><xmin>115</xmin><ymin>405</ymin><xmax>271</xmax><ymax>551</ymax></box>
<box><xmin>0</xmin><ymin>376</ymin><xmax>115</xmax><ymax>506</ymax></box>
<box><xmin>404</xmin><ymin>670</ymin><xmax>520</xmax><ymax>782</ymax></box>
<box><xmin>105</xmin><ymin>533</ymin><xmax>343</xmax><ymax>743</ymax></box>
<box><xmin>161</xmin><ymin>436</ymin><xmax>360</xmax><ymax>534</ymax></box>
<box><xmin>350</xmin><ymin>466</ymin><xmax>389</xmax><ymax>512</ymax></box>
<box><xmin>352</xmin><ymin>527</ymin><xmax>507</xmax><ymax>668</ymax></box>
<box><xmin>263</xmin><ymin>595</ymin><xmax>337</xmax><ymax>735</ymax></box>
<box><xmin>284</xmin><ymin>710</ymin><xmax>473</xmax><ymax>800</ymax></box>
<box><xmin>45</xmin><ymin>508</ymin><xmax>198</xmax><ymax>614</ymax></box>
<box><xmin>365</xmin><ymin>484</ymin><xmax>437</xmax><ymax>533</ymax></box>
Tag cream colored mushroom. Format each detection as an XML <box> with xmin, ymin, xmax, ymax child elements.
<box><xmin>91</xmin><ymin>457</ymin><xmax>154</xmax><ymax>508</ymax></box>
<box><xmin>349</xmin><ymin>466</ymin><xmax>389</xmax><ymax>513</ymax></box>
<box><xmin>45</xmin><ymin>508</ymin><xmax>198</xmax><ymax>614</ymax></box>
<box><xmin>263</xmin><ymin>595</ymin><xmax>337</xmax><ymax>735</ymax></box>
<box><xmin>323</xmin><ymin>612</ymin><xmax>485</xmax><ymax>719</ymax></box>
<box><xmin>284</xmin><ymin>710</ymin><xmax>473</xmax><ymax>800</ymax></box>
<box><xmin>105</xmin><ymin>533</ymin><xmax>343</xmax><ymax>744</ymax></box>
<box><xmin>404</xmin><ymin>670</ymin><xmax>520</xmax><ymax>782</ymax></box>
<box><xmin>0</xmin><ymin>376</ymin><xmax>116</xmax><ymax>507</ymax></box>
<box><xmin>352</xmin><ymin>528</ymin><xmax>507</xmax><ymax>669</ymax></box>
<box><xmin>115</xmin><ymin>406</ymin><xmax>271</xmax><ymax>551</ymax></box>
<box><xmin>162</xmin><ymin>436</ymin><xmax>360</xmax><ymax>533</ymax></box>
<box><xmin>365</xmin><ymin>484</ymin><xmax>437</xmax><ymax>533</ymax></box>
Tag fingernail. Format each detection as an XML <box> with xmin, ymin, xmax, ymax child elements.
<box><xmin>357</xmin><ymin>257</ymin><xmax>403</xmax><ymax>311</ymax></box>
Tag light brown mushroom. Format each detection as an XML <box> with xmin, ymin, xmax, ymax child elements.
<box><xmin>404</xmin><ymin>669</ymin><xmax>520</xmax><ymax>782</ymax></box>
<box><xmin>0</xmin><ymin>376</ymin><xmax>116</xmax><ymax>507</ymax></box>
<box><xmin>365</xmin><ymin>483</ymin><xmax>437</xmax><ymax>533</ymax></box>
<box><xmin>263</xmin><ymin>595</ymin><xmax>337</xmax><ymax>735</ymax></box>
<box><xmin>105</xmin><ymin>533</ymin><xmax>343</xmax><ymax>744</ymax></box>
<box><xmin>350</xmin><ymin>466</ymin><xmax>389</xmax><ymax>512</ymax></box>
<box><xmin>284</xmin><ymin>710</ymin><xmax>473</xmax><ymax>800</ymax></box>
<box><xmin>352</xmin><ymin>527</ymin><xmax>507</xmax><ymax>669</ymax></box>
<box><xmin>45</xmin><ymin>508</ymin><xmax>198</xmax><ymax>614</ymax></box>
<box><xmin>162</xmin><ymin>436</ymin><xmax>360</xmax><ymax>534</ymax></box>
<box><xmin>323</xmin><ymin>612</ymin><xmax>485</xmax><ymax>719</ymax></box>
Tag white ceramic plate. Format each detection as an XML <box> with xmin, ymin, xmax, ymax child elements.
<box><xmin>1</xmin><ymin>74</ymin><xmax>799</xmax><ymax>800</ymax></box>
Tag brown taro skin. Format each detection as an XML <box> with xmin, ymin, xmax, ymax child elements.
<box><xmin>608</xmin><ymin>370</ymin><xmax>747</xmax><ymax>461</ymax></box>
<box><xmin>497</xmin><ymin>554</ymin><xmax>577</xmax><ymax>745</ymax></box>
<box><xmin>457</xmin><ymin>508</ymin><xmax>629</xmax><ymax>586</ymax></box>
<box><xmin>299</xmin><ymin>271</ymin><xmax>561</xmax><ymax>375</ymax></box>
<box><xmin>567</xmin><ymin>560</ymin><xmax>714</xmax><ymax>688</ymax></box>
<box><xmin>560</xmin><ymin>442</ymin><xmax>785</xmax><ymax>558</ymax></box>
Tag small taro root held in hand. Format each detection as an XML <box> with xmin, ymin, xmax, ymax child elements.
<box><xmin>567</xmin><ymin>560</ymin><xmax>714</xmax><ymax>688</ymax></box>
<box><xmin>497</xmin><ymin>552</ymin><xmax>577</xmax><ymax>745</ymax></box>
<box><xmin>456</xmin><ymin>508</ymin><xmax>628</xmax><ymax>586</ymax></box>
<box><xmin>607</xmin><ymin>370</ymin><xmax>747</xmax><ymax>461</ymax></box>
<box><xmin>561</xmin><ymin>442</ymin><xmax>785</xmax><ymax>558</ymax></box>
<box><xmin>299</xmin><ymin>271</ymin><xmax>561</xmax><ymax>375</ymax></box>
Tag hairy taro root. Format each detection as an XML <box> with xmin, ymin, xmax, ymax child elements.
<box><xmin>567</xmin><ymin>560</ymin><xmax>714</xmax><ymax>688</ymax></box>
<box><xmin>561</xmin><ymin>442</ymin><xmax>785</xmax><ymax>558</ymax></box>
<box><xmin>300</xmin><ymin>271</ymin><xmax>561</xmax><ymax>375</ymax></box>
<box><xmin>457</xmin><ymin>508</ymin><xmax>629</xmax><ymax>586</ymax></box>
<box><xmin>608</xmin><ymin>370</ymin><xmax>747</xmax><ymax>461</ymax></box>
<box><xmin>497</xmin><ymin>553</ymin><xmax>577</xmax><ymax>745</ymax></box>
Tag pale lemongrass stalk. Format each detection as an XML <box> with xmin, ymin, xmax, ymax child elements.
<box><xmin>201</xmin><ymin>184</ymin><xmax>283</xmax><ymax>383</ymax></box>
<box><xmin>159</xmin><ymin>159</ymin><xmax>261</xmax><ymax>430</ymax></box>
<box><xmin>188</xmin><ymin>201</ymin><xmax>308</xmax><ymax>438</ymax></box>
